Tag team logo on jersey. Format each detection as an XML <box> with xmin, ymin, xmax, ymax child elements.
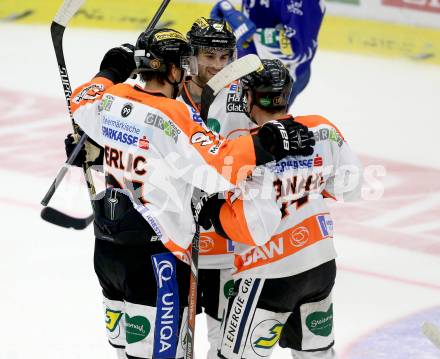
<box><xmin>152</xmin><ymin>253</ymin><xmax>179</xmax><ymax>358</ymax></box>
<box><xmin>144</xmin><ymin>112</ymin><xmax>181</xmax><ymax>143</ymax></box>
<box><xmin>207</xmin><ymin>118</ymin><xmax>221</xmax><ymax>133</ymax></box>
<box><xmin>313</xmin><ymin>154</ymin><xmax>323</xmax><ymax>167</ymax></box>
<box><xmin>188</xmin><ymin>106</ymin><xmax>204</xmax><ymax>126</ymax></box>
<box><xmin>125</xmin><ymin>314</ymin><xmax>151</xmax><ymax>344</ymax></box>
<box><xmin>223</xmin><ymin>280</ymin><xmax>235</xmax><ymax>299</ymax></box>
<box><xmin>209</xmin><ymin>139</ymin><xmax>225</xmax><ymax>155</ymax></box>
<box><xmin>313</xmin><ymin>128</ymin><xmax>344</xmax><ymax>147</ymax></box>
<box><xmin>199</xmin><ymin>235</ymin><xmax>215</xmax><ymax>254</ymax></box>
<box><xmin>226</xmin><ymin>93</ymin><xmax>245</xmax><ymax>113</ymax></box>
<box><xmin>191</xmin><ymin>131</ymin><xmax>214</xmax><ymax>146</ymax></box>
<box><xmin>251</xmin><ymin>320</ymin><xmax>283</xmax><ymax>357</ymax></box>
<box><xmin>98</xmin><ymin>95</ymin><xmax>115</xmax><ymax>112</ymax></box>
<box><xmin>270</xmin><ymin>157</ymin><xmax>314</xmax><ymax>173</ymax></box>
<box><xmin>317</xmin><ymin>215</ymin><xmax>333</xmax><ymax>237</ymax></box>
<box><xmin>121</xmin><ymin>103</ymin><xmax>133</xmax><ymax>118</ymax></box>
<box><xmin>102</xmin><ymin>126</ymin><xmax>139</xmax><ymax>145</ymax></box>
<box><xmin>289</xmin><ymin>226</ymin><xmax>310</xmax><ymax>247</ymax></box>
<box><xmin>138</xmin><ymin>136</ymin><xmax>150</xmax><ymax>150</ymax></box>
<box><xmin>72</xmin><ymin>83</ymin><xmax>105</xmax><ymax>104</ymax></box>
<box><xmin>105</xmin><ymin>308</ymin><xmax>123</xmax><ymax>339</ymax></box>
<box><xmin>306</xmin><ymin>304</ymin><xmax>333</xmax><ymax>337</ymax></box>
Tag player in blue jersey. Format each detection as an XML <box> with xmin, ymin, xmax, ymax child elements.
<box><xmin>210</xmin><ymin>0</ymin><xmax>325</xmax><ymax>106</ymax></box>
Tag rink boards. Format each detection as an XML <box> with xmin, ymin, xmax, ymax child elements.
<box><xmin>1</xmin><ymin>0</ymin><xmax>440</xmax><ymax>65</ymax></box>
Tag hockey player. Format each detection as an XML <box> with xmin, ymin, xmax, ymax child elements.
<box><xmin>64</xmin><ymin>29</ymin><xmax>315</xmax><ymax>359</ymax></box>
<box><xmin>201</xmin><ymin>59</ymin><xmax>363</xmax><ymax>359</ymax></box>
<box><xmin>180</xmin><ymin>17</ymin><xmax>256</xmax><ymax>359</ymax></box>
<box><xmin>210</xmin><ymin>0</ymin><xmax>325</xmax><ymax>105</ymax></box>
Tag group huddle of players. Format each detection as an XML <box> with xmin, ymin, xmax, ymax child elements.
<box><xmin>64</xmin><ymin>1</ymin><xmax>362</xmax><ymax>359</ymax></box>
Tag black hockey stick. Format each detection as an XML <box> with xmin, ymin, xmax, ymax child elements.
<box><xmin>40</xmin><ymin>0</ymin><xmax>96</xmax><ymax>228</ymax></box>
<box><xmin>41</xmin><ymin>207</ymin><xmax>94</xmax><ymax>230</ymax></box>
<box><xmin>184</xmin><ymin>189</ymin><xmax>205</xmax><ymax>359</ymax></box>
<box><xmin>184</xmin><ymin>54</ymin><xmax>263</xmax><ymax>359</ymax></box>
<box><xmin>40</xmin><ymin>0</ymin><xmax>171</xmax><ymax>229</ymax></box>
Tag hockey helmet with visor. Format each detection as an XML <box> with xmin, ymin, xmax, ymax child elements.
<box><xmin>134</xmin><ymin>28</ymin><xmax>198</xmax><ymax>77</ymax></box>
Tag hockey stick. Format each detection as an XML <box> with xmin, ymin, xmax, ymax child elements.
<box><xmin>40</xmin><ymin>0</ymin><xmax>171</xmax><ymax>229</ymax></box>
<box><xmin>40</xmin><ymin>0</ymin><xmax>96</xmax><ymax>231</ymax></box>
<box><xmin>422</xmin><ymin>321</ymin><xmax>440</xmax><ymax>350</ymax></box>
<box><xmin>41</xmin><ymin>207</ymin><xmax>94</xmax><ymax>230</ymax></box>
<box><xmin>200</xmin><ymin>53</ymin><xmax>262</xmax><ymax>121</ymax></box>
<box><xmin>184</xmin><ymin>54</ymin><xmax>263</xmax><ymax>359</ymax></box>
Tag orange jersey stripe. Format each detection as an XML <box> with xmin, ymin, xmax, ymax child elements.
<box><xmin>234</xmin><ymin>213</ymin><xmax>332</xmax><ymax>273</ymax></box>
<box><xmin>162</xmin><ymin>239</ymin><xmax>192</xmax><ymax>265</ymax></box>
<box><xmin>199</xmin><ymin>231</ymin><xmax>233</xmax><ymax>255</ymax></box>
<box><xmin>71</xmin><ymin>77</ymin><xmax>114</xmax><ymax>113</ymax></box>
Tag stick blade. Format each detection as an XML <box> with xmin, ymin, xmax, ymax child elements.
<box><xmin>200</xmin><ymin>54</ymin><xmax>262</xmax><ymax>120</ymax></box>
<box><xmin>41</xmin><ymin>207</ymin><xmax>94</xmax><ymax>230</ymax></box>
<box><xmin>53</xmin><ymin>0</ymin><xmax>85</xmax><ymax>26</ymax></box>
<box><xmin>206</xmin><ymin>54</ymin><xmax>262</xmax><ymax>96</ymax></box>
<box><xmin>422</xmin><ymin>321</ymin><xmax>440</xmax><ymax>350</ymax></box>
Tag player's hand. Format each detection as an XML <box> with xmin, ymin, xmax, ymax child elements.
<box><xmin>210</xmin><ymin>1</ymin><xmax>256</xmax><ymax>50</ymax></box>
<box><xmin>65</xmin><ymin>132</ymin><xmax>103</xmax><ymax>167</ymax></box>
<box><xmin>195</xmin><ymin>192</ymin><xmax>226</xmax><ymax>231</ymax></box>
<box><xmin>98</xmin><ymin>43</ymin><xmax>136</xmax><ymax>83</ymax></box>
<box><xmin>258</xmin><ymin>119</ymin><xmax>315</xmax><ymax>160</ymax></box>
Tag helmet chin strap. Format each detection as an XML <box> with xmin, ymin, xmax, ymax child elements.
<box><xmin>190</xmin><ymin>76</ymin><xmax>205</xmax><ymax>89</ymax></box>
<box><xmin>166</xmin><ymin>70</ymin><xmax>185</xmax><ymax>99</ymax></box>
<box><xmin>241</xmin><ymin>88</ymin><xmax>257</xmax><ymax>124</ymax></box>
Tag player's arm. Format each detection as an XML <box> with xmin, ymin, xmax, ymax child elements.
<box><xmin>70</xmin><ymin>44</ymin><xmax>136</xmax><ymax>147</ymax></box>
<box><xmin>279</xmin><ymin>0</ymin><xmax>325</xmax><ymax>63</ymax></box>
<box><xmin>199</xmin><ymin>170</ymin><xmax>282</xmax><ymax>246</ymax></box>
<box><xmin>210</xmin><ymin>0</ymin><xmax>257</xmax><ymax>57</ymax></box>
<box><xmin>65</xmin><ymin>45</ymin><xmax>136</xmax><ymax>164</ymax></box>
<box><xmin>172</xmin><ymin>104</ymin><xmax>315</xmax><ymax>193</ymax></box>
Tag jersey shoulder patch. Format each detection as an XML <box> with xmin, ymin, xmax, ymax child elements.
<box><xmin>295</xmin><ymin>115</ymin><xmax>345</xmax><ymax>142</ymax></box>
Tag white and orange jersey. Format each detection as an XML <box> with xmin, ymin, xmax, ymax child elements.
<box><xmin>178</xmin><ymin>81</ymin><xmax>257</xmax><ymax>269</ymax></box>
<box><xmin>217</xmin><ymin>114</ymin><xmax>363</xmax><ymax>278</ymax></box>
<box><xmin>71</xmin><ymin>76</ymin><xmax>266</xmax><ymax>263</ymax></box>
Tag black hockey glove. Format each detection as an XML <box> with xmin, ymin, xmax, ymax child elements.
<box><xmin>258</xmin><ymin>119</ymin><xmax>315</xmax><ymax>160</ymax></box>
<box><xmin>195</xmin><ymin>192</ymin><xmax>226</xmax><ymax>231</ymax></box>
<box><xmin>97</xmin><ymin>43</ymin><xmax>136</xmax><ymax>84</ymax></box>
<box><xmin>65</xmin><ymin>132</ymin><xmax>103</xmax><ymax>167</ymax></box>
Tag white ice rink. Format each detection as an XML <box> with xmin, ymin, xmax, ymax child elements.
<box><xmin>0</xmin><ymin>24</ymin><xmax>439</xmax><ymax>358</ymax></box>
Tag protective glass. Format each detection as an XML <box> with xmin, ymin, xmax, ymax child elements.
<box><xmin>181</xmin><ymin>55</ymin><xmax>198</xmax><ymax>76</ymax></box>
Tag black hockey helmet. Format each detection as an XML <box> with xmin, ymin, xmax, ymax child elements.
<box><xmin>241</xmin><ymin>59</ymin><xmax>293</xmax><ymax>110</ymax></box>
<box><xmin>134</xmin><ymin>28</ymin><xmax>196</xmax><ymax>75</ymax></box>
<box><xmin>187</xmin><ymin>17</ymin><xmax>236</xmax><ymax>56</ymax></box>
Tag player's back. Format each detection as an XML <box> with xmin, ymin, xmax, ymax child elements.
<box><xmin>73</xmin><ymin>78</ymin><xmax>253</xmax><ymax>260</ymax></box>
<box><xmin>231</xmin><ymin>114</ymin><xmax>362</xmax><ymax>278</ymax></box>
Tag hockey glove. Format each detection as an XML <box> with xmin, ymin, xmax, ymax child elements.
<box><xmin>195</xmin><ymin>192</ymin><xmax>226</xmax><ymax>231</ymax></box>
<box><xmin>258</xmin><ymin>119</ymin><xmax>315</xmax><ymax>160</ymax></box>
<box><xmin>97</xmin><ymin>43</ymin><xmax>136</xmax><ymax>84</ymax></box>
<box><xmin>210</xmin><ymin>0</ymin><xmax>256</xmax><ymax>50</ymax></box>
<box><xmin>65</xmin><ymin>132</ymin><xmax>103</xmax><ymax>167</ymax></box>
